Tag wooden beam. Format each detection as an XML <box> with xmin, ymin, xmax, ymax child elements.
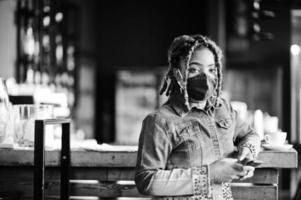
<box><xmin>231</xmin><ymin>183</ymin><xmax>277</xmax><ymax>200</ymax></box>
<box><xmin>0</xmin><ymin>180</ymin><xmax>277</xmax><ymax>200</ymax></box>
<box><xmin>0</xmin><ymin>167</ymin><xmax>278</xmax><ymax>184</ymax></box>
<box><xmin>0</xmin><ymin>148</ymin><xmax>297</xmax><ymax>168</ymax></box>
<box><xmin>257</xmin><ymin>149</ymin><xmax>298</xmax><ymax>168</ymax></box>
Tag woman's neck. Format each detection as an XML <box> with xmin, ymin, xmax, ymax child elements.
<box><xmin>189</xmin><ymin>99</ymin><xmax>206</xmax><ymax>109</ymax></box>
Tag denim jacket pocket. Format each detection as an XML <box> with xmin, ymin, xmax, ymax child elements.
<box><xmin>176</xmin><ymin>121</ymin><xmax>202</xmax><ymax>150</ymax></box>
<box><xmin>177</xmin><ymin>121</ymin><xmax>197</xmax><ymax>135</ymax></box>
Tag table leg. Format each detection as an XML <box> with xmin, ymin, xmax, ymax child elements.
<box><xmin>61</xmin><ymin>122</ymin><xmax>70</xmax><ymax>200</ymax></box>
<box><xmin>34</xmin><ymin>120</ymin><xmax>45</xmax><ymax>200</ymax></box>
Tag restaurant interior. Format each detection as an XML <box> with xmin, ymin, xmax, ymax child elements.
<box><xmin>0</xmin><ymin>0</ymin><xmax>300</xmax><ymax>199</ymax></box>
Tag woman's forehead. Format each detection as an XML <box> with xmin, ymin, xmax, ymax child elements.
<box><xmin>190</xmin><ymin>48</ymin><xmax>215</xmax><ymax>64</ymax></box>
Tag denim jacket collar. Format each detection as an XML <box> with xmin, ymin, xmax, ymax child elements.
<box><xmin>167</xmin><ymin>94</ymin><xmax>222</xmax><ymax>117</ymax></box>
<box><xmin>166</xmin><ymin>94</ymin><xmax>188</xmax><ymax>117</ymax></box>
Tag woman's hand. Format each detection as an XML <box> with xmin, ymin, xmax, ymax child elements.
<box><xmin>209</xmin><ymin>158</ymin><xmax>247</xmax><ymax>183</ymax></box>
<box><xmin>237</xmin><ymin>147</ymin><xmax>254</xmax><ymax>164</ymax></box>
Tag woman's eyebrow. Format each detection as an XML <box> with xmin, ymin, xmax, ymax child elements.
<box><xmin>189</xmin><ymin>62</ymin><xmax>215</xmax><ymax>67</ymax></box>
<box><xmin>189</xmin><ymin>61</ymin><xmax>203</xmax><ymax>66</ymax></box>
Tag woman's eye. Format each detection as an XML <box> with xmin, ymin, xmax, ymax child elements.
<box><xmin>188</xmin><ymin>68</ymin><xmax>198</xmax><ymax>73</ymax></box>
<box><xmin>209</xmin><ymin>68</ymin><xmax>217</xmax><ymax>74</ymax></box>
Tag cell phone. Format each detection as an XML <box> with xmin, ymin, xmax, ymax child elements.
<box><xmin>245</xmin><ymin>160</ymin><xmax>264</xmax><ymax>167</ymax></box>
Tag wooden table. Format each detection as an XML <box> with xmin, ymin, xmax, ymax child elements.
<box><xmin>0</xmin><ymin>146</ymin><xmax>297</xmax><ymax>200</ymax></box>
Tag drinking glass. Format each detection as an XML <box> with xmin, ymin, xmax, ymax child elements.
<box><xmin>0</xmin><ymin>78</ymin><xmax>12</xmax><ymax>143</ymax></box>
<box><xmin>13</xmin><ymin>104</ymin><xmax>54</xmax><ymax>147</ymax></box>
<box><xmin>13</xmin><ymin>105</ymin><xmax>36</xmax><ymax>146</ymax></box>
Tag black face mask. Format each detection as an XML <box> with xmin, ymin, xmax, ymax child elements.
<box><xmin>187</xmin><ymin>73</ymin><xmax>216</xmax><ymax>101</ymax></box>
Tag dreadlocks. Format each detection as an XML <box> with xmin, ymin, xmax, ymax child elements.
<box><xmin>160</xmin><ymin>34</ymin><xmax>223</xmax><ymax>109</ymax></box>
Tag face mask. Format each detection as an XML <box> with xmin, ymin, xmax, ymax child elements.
<box><xmin>187</xmin><ymin>73</ymin><xmax>216</xmax><ymax>101</ymax></box>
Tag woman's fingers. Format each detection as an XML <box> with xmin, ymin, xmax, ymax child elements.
<box><xmin>239</xmin><ymin>166</ymin><xmax>255</xmax><ymax>180</ymax></box>
<box><xmin>237</xmin><ymin>147</ymin><xmax>249</xmax><ymax>162</ymax></box>
<box><xmin>238</xmin><ymin>147</ymin><xmax>254</xmax><ymax>164</ymax></box>
<box><xmin>239</xmin><ymin>171</ymin><xmax>254</xmax><ymax>180</ymax></box>
<box><xmin>232</xmin><ymin>162</ymin><xmax>244</xmax><ymax>172</ymax></box>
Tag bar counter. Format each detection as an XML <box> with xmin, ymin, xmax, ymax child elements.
<box><xmin>0</xmin><ymin>145</ymin><xmax>298</xmax><ymax>199</ymax></box>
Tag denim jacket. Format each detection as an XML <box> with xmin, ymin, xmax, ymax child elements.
<box><xmin>135</xmin><ymin>95</ymin><xmax>261</xmax><ymax>200</ymax></box>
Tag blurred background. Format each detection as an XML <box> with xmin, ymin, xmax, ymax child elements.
<box><xmin>0</xmin><ymin>0</ymin><xmax>301</xmax><ymax>199</ymax></box>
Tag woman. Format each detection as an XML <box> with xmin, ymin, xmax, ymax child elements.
<box><xmin>135</xmin><ymin>34</ymin><xmax>261</xmax><ymax>200</ymax></box>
